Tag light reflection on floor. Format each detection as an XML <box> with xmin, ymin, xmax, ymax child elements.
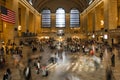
<box><xmin>48</xmin><ymin>52</ymin><xmax>102</xmax><ymax>80</ymax></box>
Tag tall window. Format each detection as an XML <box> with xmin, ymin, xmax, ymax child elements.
<box><xmin>42</xmin><ymin>9</ymin><xmax>51</xmax><ymax>27</ymax></box>
<box><xmin>70</xmin><ymin>9</ymin><xmax>80</xmax><ymax>27</ymax></box>
<box><xmin>56</xmin><ymin>8</ymin><xmax>65</xmax><ymax>27</ymax></box>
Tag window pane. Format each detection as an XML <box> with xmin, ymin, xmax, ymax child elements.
<box><xmin>42</xmin><ymin>9</ymin><xmax>51</xmax><ymax>27</ymax></box>
<box><xmin>70</xmin><ymin>9</ymin><xmax>80</xmax><ymax>27</ymax></box>
<box><xmin>56</xmin><ymin>8</ymin><xmax>65</xmax><ymax>27</ymax></box>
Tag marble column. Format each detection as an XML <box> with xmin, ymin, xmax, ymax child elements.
<box><xmin>80</xmin><ymin>14</ymin><xmax>83</xmax><ymax>31</ymax></box>
<box><xmin>92</xmin><ymin>10</ymin><xmax>95</xmax><ymax>32</ymax></box>
<box><xmin>29</xmin><ymin>12</ymin><xmax>34</xmax><ymax>32</ymax></box>
<box><xmin>85</xmin><ymin>15</ymin><xmax>88</xmax><ymax>33</ymax></box>
<box><xmin>117</xmin><ymin>7</ymin><xmax>120</xmax><ymax>26</ymax></box>
<box><xmin>33</xmin><ymin>14</ymin><xmax>36</xmax><ymax>34</ymax></box>
<box><xmin>65</xmin><ymin>13</ymin><xmax>70</xmax><ymax>34</ymax></box>
<box><xmin>13</xmin><ymin>0</ymin><xmax>18</xmax><ymax>38</ymax></box>
<box><xmin>36</xmin><ymin>14</ymin><xmax>41</xmax><ymax>33</ymax></box>
<box><xmin>103</xmin><ymin>0</ymin><xmax>117</xmax><ymax>45</ymax></box>
<box><xmin>82</xmin><ymin>15</ymin><xmax>87</xmax><ymax>33</ymax></box>
<box><xmin>25</xmin><ymin>8</ymin><xmax>29</xmax><ymax>32</ymax></box>
<box><xmin>95</xmin><ymin>7</ymin><xmax>104</xmax><ymax>31</ymax></box>
<box><xmin>51</xmin><ymin>13</ymin><xmax>56</xmax><ymax>32</ymax></box>
<box><xmin>81</xmin><ymin>15</ymin><xmax>84</xmax><ymax>32</ymax></box>
<box><xmin>104</xmin><ymin>0</ymin><xmax>117</xmax><ymax>30</ymax></box>
<box><xmin>21</xmin><ymin>6</ymin><xmax>26</xmax><ymax>32</ymax></box>
<box><xmin>87</xmin><ymin>12</ymin><xmax>93</xmax><ymax>32</ymax></box>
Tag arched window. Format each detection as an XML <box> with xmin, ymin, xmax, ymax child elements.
<box><xmin>56</xmin><ymin>8</ymin><xmax>65</xmax><ymax>27</ymax></box>
<box><xmin>41</xmin><ymin>9</ymin><xmax>51</xmax><ymax>27</ymax></box>
<box><xmin>70</xmin><ymin>9</ymin><xmax>80</xmax><ymax>27</ymax></box>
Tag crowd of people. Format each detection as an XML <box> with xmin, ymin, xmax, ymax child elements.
<box><xmin>0</xmin><ymin>37</ymin><xmax>118</xmax><ymax>80</ymax></box>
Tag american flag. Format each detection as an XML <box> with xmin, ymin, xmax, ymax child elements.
<box><xmin>0</xmin><ymin>6</ymin><xmax>15</xmax><ymax>24</ymax></box>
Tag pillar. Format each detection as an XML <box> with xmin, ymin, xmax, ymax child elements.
<box><xmin>85</xmin><ymin>15</ymin><xmax>88</xmax><ymax>33</ymax></box>
<box><xmin>104</xmin><ymin>0</ymin><xmax>117</xmax><ymax>30</ymax></box>
<box><xmin>36</xmin><ymin>14</ymin><xmax>41</xmax><ymax>33</ymax></box>
<box><xmin>21</xmin><ymin>6</ymin><xmax>26</xmax><ymax>32</ymax></box>
<box><xmin>87</xmin><ymin>12</ymin><xmax>93</xmax><ymax>32</ymax></box>
<box><xmin>95</xmin><ymin>4</ymin><xmax>104</xmax><ymax>31</ymax></box>
<box><xmin>25</xmin><ymin>8</ymin><xmax>29</xmax><ymax>32</ymax></box>
<box><xmin>66</xmin><ymin>13</ymin><xmax>70</xmax><ymax>34</ymax></box>
<box><xmin>103</xmin><ymin>0</ymin><xmax>118</xmax><ymax>45</ymax></box>
<box><xmin>29</xmin><ymin>12</ymin><xmax>34</xmax><ymax>32</ymax></box>
<box><xmin>51</xmin><ymin>13</ymin><xmax>56</xmax><ymax>32</ymax></box>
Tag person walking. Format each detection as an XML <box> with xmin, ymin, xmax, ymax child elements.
<box><xmin>106</xmin><ymin>67</ymin><xmax>112</xmax><ymax>80</ymax></box>
<box><xmin>23</xmin><ymin>66</ymin><xmax>31</xmax><ymax>80</ymax></box>
<box><xmin>36</xmin><ymin>60</ymin><xmax>41</xmax><ymax>74</ymax></box>
<box><xmin>3</xmin><ymin>68</ymin><xmax>12</xmax><ymax>80</ymax></box>
<box><xmin>3</xmin><ymin>73</ymin><xmax>9</xmax><ymax>80</ymax></box>
<box><xmin>100</xmin><ymin>52</ymin><xmax>103</xmax><ymax>61</ymax></box>
<box><xmin>111</xmin><ymin>53</ymin><xmax>115</xmax><ymax>67</ymax></box>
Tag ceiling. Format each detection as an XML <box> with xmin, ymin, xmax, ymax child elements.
<box><xmin>27</xmin><ymin>0</ymin><xmax>91</xmax><ymax>13</ymax></box>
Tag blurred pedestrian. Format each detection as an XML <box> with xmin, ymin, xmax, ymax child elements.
<box><xmin>23</xmin><ymin>66</ymin><xmax>31</xmax><ymax>80</ymax></box>
<box><xmin>36</xmin><ymin>61</ymin><xmax>41</xmax><ymax>74</ymax></box>
<box><xmin>3</xmin><ymin>68</ymin><xmax>12</xmax><ymax>80</ymax></box>
<box><xmin>111</xmin><ymin>53</ymin><xmax>115</xmax><ymax>67</ymax></box>
<box><xmin>3</xmin><ymin>73</ymin><xmax>8</xmax><ymax>80</ymax></box>
<box><xmin>100</xmin><ymin>52</ymin><xmax>103</xmax><ymax>61</ymax></box>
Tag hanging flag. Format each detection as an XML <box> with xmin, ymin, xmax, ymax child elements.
<box><xmin>0</xmin><ymin>6</ymin><xmax>15</xmax><ymax>24</ymax></box>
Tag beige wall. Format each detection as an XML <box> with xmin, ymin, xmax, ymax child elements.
<box><xmin>1</xmin><ymin>0</ymin><xmax>41</xmax><ymax>43</ymax></box>
<box><xmin>80</xmin><ymin>0</ymin><xmax>119</xmax><ymax>44</ymax></box>
<box><xmin>1</xmin><ymin>0</ymin><xmax>19</xmax><ymax>43</ymax></box>
<box><xmin>1</xmin><ymin>0</ymin><xmax>120</xmax><ymax>43</ymax></box>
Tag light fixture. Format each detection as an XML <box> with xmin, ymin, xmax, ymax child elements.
<box><xmin>4</xmin><ymin>24</ymin><xmax>6</xmax><ymax>28</ymax></box>
<box><xmin>59</xmin><ymin>36</ymin><xmax>62</xmax><ymax>39</ymax></box>
<box><xmin>104</xmin><ymin>29</ymin><xmax>108</xmax><ymax>40</ymax></box>
<box><xmin>92</xmin><ymin>34</ymin><xmax>95</xmax><ymax>38</ymax></box>
<box><xmin>92</xmin><ymin>31</ymin><xmax>95</xmax><ymax>38</ymax></box>
<box><xmin>18</xmin><ymin>25</ymin><xmax>21</xmax><ymax>31</ymax></box>
<box><xmin>104</xmin><ymin>34</ymin><xmax>108</xmax><ymax>39</ymax></box>
<box><xmin>100</xmin><ymin>20</ymin><xmax>104</xmax><ymax>25</ymax></box>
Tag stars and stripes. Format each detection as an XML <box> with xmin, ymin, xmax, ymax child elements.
<box><xmin>0</xmin><ymin>6</ymin><xmax>15</xmax><ymax>24</ymax></box>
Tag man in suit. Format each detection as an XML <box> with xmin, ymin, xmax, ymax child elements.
<box><xmin>23</xmin><ymin>66</ymin><xmax>31</xmax><ymax>80</ymax></box>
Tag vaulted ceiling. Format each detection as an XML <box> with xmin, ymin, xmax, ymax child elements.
<box><xmin>28</xmin><ymin>0</ymin><xmax>91</xmax><ymax>13</ymax></box>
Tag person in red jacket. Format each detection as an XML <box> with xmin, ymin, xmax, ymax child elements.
<box><xmin>90</xmin><ymin>49</ymin><xmax>94</xmax><ymax>56</ymax></box>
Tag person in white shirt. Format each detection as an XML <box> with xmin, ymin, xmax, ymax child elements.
<box><xmin>23</xmin><ymin>66</ymin><xmax>31</xmax><ymax>80</ymax></box>
<box><xmin>36</xmin><ymin>61</ymin><xmax>41</xmax><ymax>74</ymax></box>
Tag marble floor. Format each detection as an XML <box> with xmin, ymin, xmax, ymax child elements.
<box><xmin>0</xmin><ymin>42</ymin><xmax>119</xmax><ymax>80</ymax></box>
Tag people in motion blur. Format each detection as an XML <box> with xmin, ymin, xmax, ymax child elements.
<box><xmin>41</xmin><ymin>65</ymin><xmax>48</xmax><ymax>77</ymax></box>
<box><xmin>111</xmin><ymin>53</ymin><xmax>115</xmax><ymax>67</ymax></box>
<box><xmin>3</xmin><ymin>68</ymin><xmax>12</xmax><ymax>80</ymax></box>
<box><xmin>23</xmin><ymin>65</ymin><xmax>31</xmax><ymax>80</ymax></box>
